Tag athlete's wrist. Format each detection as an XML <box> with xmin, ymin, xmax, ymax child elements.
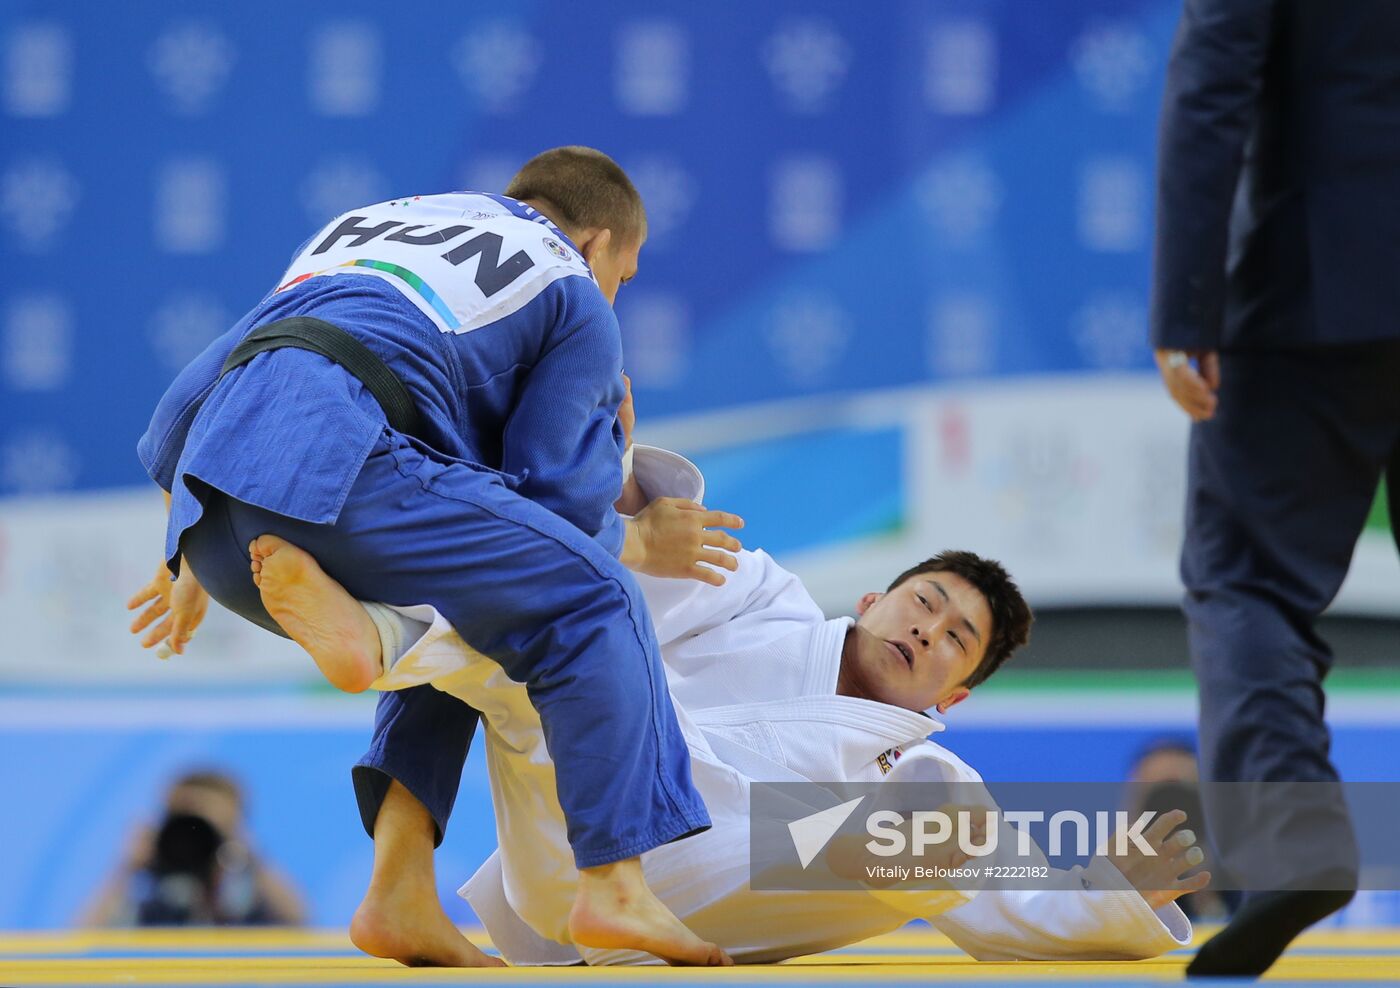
<box><xmin>619</xmin><ymin>517</ymin><xmax>646</xmax><ymax>570</ymax></box>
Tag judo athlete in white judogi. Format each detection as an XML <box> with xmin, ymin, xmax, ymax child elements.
<box><xmin>254</xmin><ymin>446</ymin><xmax>1207</xmax><ymax>966</ymax></box>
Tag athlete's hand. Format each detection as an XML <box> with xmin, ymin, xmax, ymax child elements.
<box><xmin>622</xmin><ymin>498</ymin><xmax>744</xmax><ymax>585</ymax></box>
<box><xmin>1102</xmin><ymin>808</ymin><xmax>1211</xmax><ymax>910</ymax></box>
<box><xmin>1155</xmin><ymin>348</ymin><xmax>1220</xmax><ymax>421</ymax></box>
<box><xmin>127</xmin><ymin>559</ymin><xmax>210</xmax><ymax>655</ymax></box>
<box><xmin>613</xmin><ymin>373</ymin><xmax>648</xmax><ymax>515</ymax></box>
<box><xmin>618</xmin><ymin>372</ymin><xmax>635</xmax><ymax>451</ymax></box>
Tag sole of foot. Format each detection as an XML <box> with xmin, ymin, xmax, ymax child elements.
<box><xmin>248</xmin><ymin>534</ymin><xmax>382</xmax><ymax>693</ymax></box>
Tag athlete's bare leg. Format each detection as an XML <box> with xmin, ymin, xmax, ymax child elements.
<box><xmin>249</xmin><ymin>534</ymin><xmax>382</xmax><ymax>693</ymax></box>
<box><xmin>251</xmin><ymin>535</ymin><xmax>732</xmax><ymax>966</ymax></box>
<box><xmin>349</xmin><ymin>781</ymin><xmax>504</xmax><ymax>968</ymax></box>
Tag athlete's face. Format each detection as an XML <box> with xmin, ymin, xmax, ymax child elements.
<box><xmin>843</xmin><ymin>572</ymin><xmax>991</xmax><ymax>715</ymax></box>
<box><xmin>589</xmin><ymin>228</ymin><xmax>644</xmax><ymax>305</ymax></box>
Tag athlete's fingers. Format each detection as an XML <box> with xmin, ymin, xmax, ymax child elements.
<box><xmin>141</xmin><ymin>616</ymin><xmax>174</xmax><ymax>649</ymax></box>
<box><xmin>702</xmin><ymin>531</ymin><xmax>742</xmax><ymax>553</ymax></box>
<box><xmin>1170</xmin><ymin>828</ymin><xmax>1198</xmax><ymax>851</ymax></box>
<box><xmin>170</xmin><ymin>613</ymin><xmax>197</xmax><ymax>652</ymax></box>
<box><xmin>1144</xmin><ymin>809</ymin><xmax>1188</xmax><ymax>846</ymax></box>
<box><xmin>689</xmin><ymin>564</ymin><xmax>727</xmax><ymax>587</ymax></box>
<box><xmin>1163</xmin><ymin>834</ymin><xmax>1198</xmax><ymax>863</ymax></box>
<box><xmin>126</xmin><ymin>582</ymin><xmax>162</xmax><ymax>610</ymax></box>
<box><xmin>699</xmin><ymin>549</ymin><xmax>739</xmax><ymax>572</ymax></box>
<box><xmin>699</xmin><ymin>510</ymin><xmax>744</xmax><ymax>530</ymax></box>
<box><xmin>129</xmin><ymin>598</ymin><xmax>169</xmax><ymax>634</ymax></box>
<box><xmin>1166</xmin><ymin>841</ymin><xmax>1204</xmax><ymax>867</ymax></box>
<box><xmin>1175</xmin><ymin>869</ymin><xmax>1212</xmax><ymax>893</ymax></box>
<box><xmin>1161</xmin><ymin>844</ymin><xmax>1202</xmax><ymax>879</ymax></box>
<box><xmin>678</xmin><ymin>501</ymin><xmax>746</xmax><ymax>530</ymax></box>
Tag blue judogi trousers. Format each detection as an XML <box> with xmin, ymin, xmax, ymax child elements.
<box><xmin>181</xmin><ymin>428</ymin><xmax>710</xmax><ymax>868</ymax></box>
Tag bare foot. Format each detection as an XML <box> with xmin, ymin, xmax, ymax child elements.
<box><xmin>351</xmin><ymin>887</ymin><xmax>504</xmax><ymax>968</ymax></box>
<box><xmin>248</xmin><ymin>534</ymin><xmax>382</xmax><ymax>693</ymax></box>
<box><xmin>568</xmin><ymin>858</ymin><xmax>732</xmax><ymax>966</ymax></box>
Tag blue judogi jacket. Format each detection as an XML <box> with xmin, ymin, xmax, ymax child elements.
<box><xmin>138</xmin><ymin>193</ymin><xmax>627</xmax><ymax>570</ymax></box>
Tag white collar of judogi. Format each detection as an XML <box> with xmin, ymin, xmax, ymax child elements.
<box><xmin>801</xmin><ymin>616</ymin><xmax>947</xmax><ymax>739</ymax></box>
<box><xmin>688</xmin><ymin>616</ymin><xmax>944</xmax><ymax>782</ymax></box>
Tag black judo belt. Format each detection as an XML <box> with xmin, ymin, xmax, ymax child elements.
<box><xmin>219</xmin><ymin>316</ymin><xmax>422</xmax><ymax>437</ymax></box>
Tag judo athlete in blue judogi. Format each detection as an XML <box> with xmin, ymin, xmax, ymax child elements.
<box><xmin>129</xmin><ymin>148</ymin><xmax>740</xmax><ymax>967</ymax></box>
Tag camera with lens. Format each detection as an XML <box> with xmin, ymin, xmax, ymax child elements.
<box><xmin>134</xmin><ymin>810</ymin><xmax>260</xmax><ymax>925</ymax></box>
<box><xmin>134</xmin><ymin>811</ymin><xmax>225</xmax><ymax>925</ymax></box>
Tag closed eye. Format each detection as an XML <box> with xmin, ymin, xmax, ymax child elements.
<box><xmin>917</xmin><ymin>593</ymin><xmax>933</xmax><ymax>613</ymax></box>
<box><xmin>949</xmin><ymin>629</ymin><xmax>966</xmax><ymax>654</ymax></box>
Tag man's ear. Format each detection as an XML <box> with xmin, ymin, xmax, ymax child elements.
<box><xmin>855</xmin><ymin>592</ymin><xmax>881</xmax><ymax>616</ymax></box>
<box><xmin>577</xmin><ymin>227</ymin><xmax>613</xmax><ymax>265</ymax></box>
<box><xmin>935</xmin><ymin>687</ymin><xmax>971</xmax><ymax>715</ymax></box>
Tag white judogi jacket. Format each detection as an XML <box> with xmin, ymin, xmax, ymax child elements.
<box><xmin>373</xmin><ymin>448</ymin><xmax>1192</xmax><ymax>966</ymax></box>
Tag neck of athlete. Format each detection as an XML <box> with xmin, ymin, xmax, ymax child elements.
<box><xmin>835</xmin><ymin>628</ymin><xmax>873</xmax><ymax>701</ymax></box>
<box><xmin>520</xmin><ymin>197</ymin><xmax>576</xmax><ymax>241</ymax></box>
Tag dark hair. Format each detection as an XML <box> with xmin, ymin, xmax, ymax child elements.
<box><xmin>505</xmin><ymin>146</ymin><xmax>646</xmax><ymax>243</ymax></box>
<box><xmin>886</xmin><ymin>550</ymin><xmax>1032</xmax><ymax>689</ymax></box>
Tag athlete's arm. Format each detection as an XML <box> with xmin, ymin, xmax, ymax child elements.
<box><xmin>501</xmin><ymin>276</ymin><xmax>741</xmax><ymax>582</ymax></box>
<box><xmin>499</xmin><ymin>277</ymin><xmax>630</xmax><ymax>551</ymax></box>
<box><xmin>613</xmin><ymin>373</ymin><xmax>648</xmax><ymax>515</ymax></box>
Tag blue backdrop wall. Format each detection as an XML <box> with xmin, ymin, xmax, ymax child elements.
<box><xmin>0</xmin><ymin>0</ymin><xmax>1174</xmax><ymax>496</ymax></box>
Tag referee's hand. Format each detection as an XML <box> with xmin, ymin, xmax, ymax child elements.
<box><xmin>1154</xmin><ymin>348</ymin><xmax>1220</xmax><ymax>422</ymax></box>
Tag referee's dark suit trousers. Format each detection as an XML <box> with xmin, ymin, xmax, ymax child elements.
<box><xmin>1183</xmin><ymin>341</ymin><xmax>1400</xmax><ymax>894</ymax></box>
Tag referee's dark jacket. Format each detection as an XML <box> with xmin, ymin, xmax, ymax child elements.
<box><xmin>1151</xmin><ymin>0</ymin><xmax>1400</xmax><ymax>351</ymax></box>
<box><xmin>1149</xmin><ymin>0</ymin><xmax>1400</xmax><ymax>893</ymax></box>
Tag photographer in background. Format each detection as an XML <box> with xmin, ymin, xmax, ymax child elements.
<box><xmin>80</xmin><ymin>769</ymin><xmax>305</xmax><ymax>927</ymax></box>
